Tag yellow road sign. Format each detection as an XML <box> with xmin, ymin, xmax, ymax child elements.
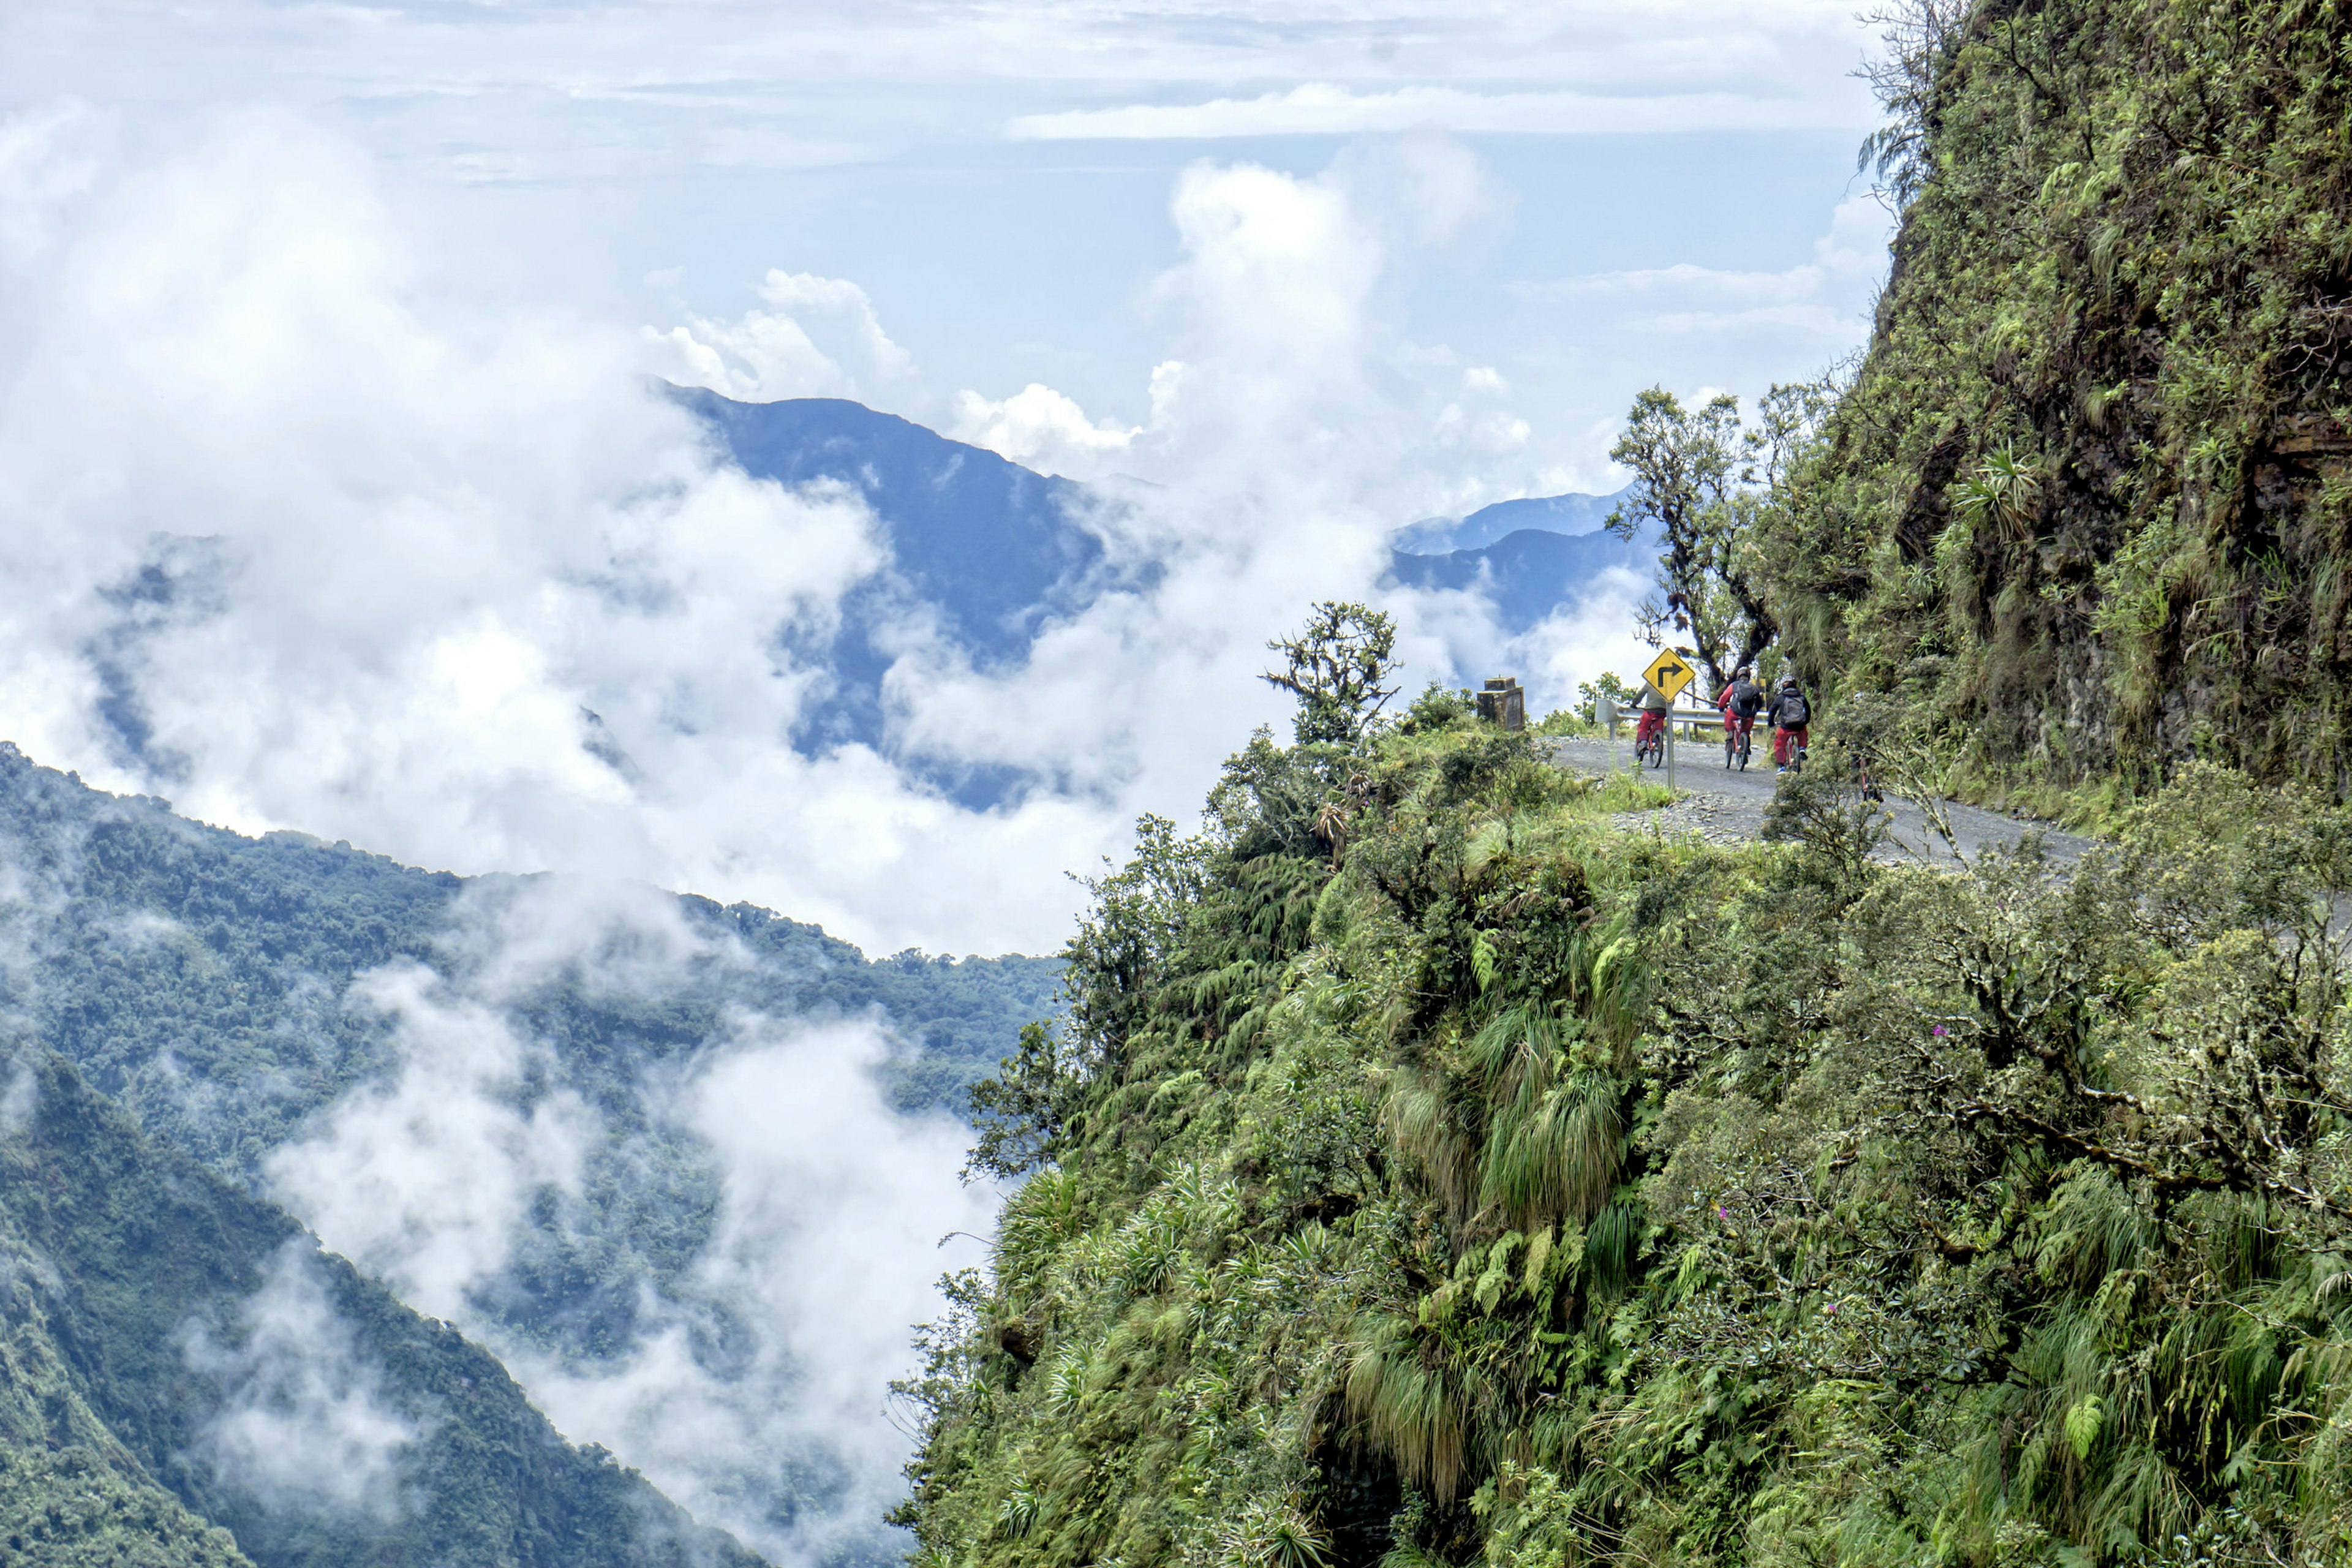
<box><xmin>1642</xmin><ymin>647</ymin><xmax>1697</xmax><ymax>703</ymax></box>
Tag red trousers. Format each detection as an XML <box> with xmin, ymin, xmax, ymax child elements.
<box><xmin>1773</xmin><ymin>725</ymin><xmax>1809</xmax><ymax>766</ymax></box>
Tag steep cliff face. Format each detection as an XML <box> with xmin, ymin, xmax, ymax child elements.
<box><xmin>899</xmin><ymin>709</ymin><xmax>2352</xmax><ymax>1568</ymax></box>
<box><xmin>1770</xmin><ymin>0</ymin><xmax>2352</xmax><ymax>795</ymax></box>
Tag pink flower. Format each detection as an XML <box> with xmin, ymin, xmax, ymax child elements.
<box><xmin>1932</xmin><ymin>1025</ymin><xmax>1949</xmax><ymax>1038</ymax></box>
<box><xmin>1716</xmin><ymin>1205</ymin><xmax>1730</xmax><ymax>1221</ymax></box>
<box><xmin>1823</xmin><ymin>1302</ymin><xmax>1839</xmax><ymax>1315</ymax></box>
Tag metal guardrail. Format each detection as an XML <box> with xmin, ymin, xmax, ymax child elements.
<box><xmin>1593</xmin><ymin>693</ymin><xmax>1754</xmax><ymax>790</ymax></box>
<box><xmin>1592</xmin><ymin>695</ymin><xmax>1731</xmax><ymax>739</ymax></box>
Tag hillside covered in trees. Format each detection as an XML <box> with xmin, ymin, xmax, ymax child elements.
<box><xmin>0</xmin><ymin>1049</ymin><xmax>764</xmax><ymax>1568</ymax></box>
<box><xmin>898</xmin><ymin>695</ymin><xmax>2352</xmax><ymax>1568</ymax></box>
<box><xmin>0</xmin><ymin>743</ymin><xmax>1061</xmax><ymax>1564</ymax></box>
<box><xmin>894</xmin><ymin>4</ymin><xmax>2352</xmax><ymax>1565</ymax></box>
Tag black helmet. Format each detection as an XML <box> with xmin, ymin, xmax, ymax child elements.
<box><xmin>1781</xmin><ymin>676</ymin><xmax>1798</xmax><ymax>688</ymax></box>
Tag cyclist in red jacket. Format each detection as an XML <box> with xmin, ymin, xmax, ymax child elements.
<box><xmin>1763</xmin><ymin>676</ymin><xmax>1811</xmax><ymax>772</ymax></box>
<box><xmin>1716</xmin><ymin>666</ymin><xmax>1763</xmax><ymax>764</ymax></box>
<box><xmin>1632</xmin><ymin>677</ymin><xmax>1672</xmax><ymax>760</ymax></box>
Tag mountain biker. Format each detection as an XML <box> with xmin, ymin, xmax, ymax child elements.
<box><xmin>1764</xmin><ymin>676</ymin><xmax>1811</xmax><ymax>772</ymax></box>
<box><xmin>1716</xmin><ymin>666</ymin><xmax>1763</xmax><ymax>756</ymax></box>
<box><xmin>1633</xmin><ymin>677</ymin><xmax>1672</xmax><ymax>757</ymax></box>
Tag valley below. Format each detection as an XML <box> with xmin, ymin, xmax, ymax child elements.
<box><xmin>0</xmin><ymin>743</ymin><xmax>1059</xmax><ymax>1567</ymax></box>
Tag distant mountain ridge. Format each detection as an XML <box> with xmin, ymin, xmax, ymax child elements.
<box><xmin>669</xmin><ymin>387</ymin><xmax>1133</xmax><ymax>807</ymax></box>
<box><xmin>669</xmin><ymin>390</ymin><xmax>1656</xmax><ymax>756</ymax></box>
<box><xmin>1381</xmin><ymin>523</ymin><xmax>1654</xmax><ymax>634</ymax></box>
<box><xmin>1390</xmin><ymin>484</ymin><xmax>1634</xmax><ymax>555</ymax></box>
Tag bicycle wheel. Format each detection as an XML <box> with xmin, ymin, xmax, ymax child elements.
<box><xmin>1723</xmin><ymin>731</ymin><xmax>1735</xmax><ymax>769</ymax></box>
<box><xmin>1736</xmin><ymin>729</ymin><xmax>1751</xmax><ymax>771</ymax></box>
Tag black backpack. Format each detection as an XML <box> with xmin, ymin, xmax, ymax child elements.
<box><xmin>1730</xmin><ymin>678</ymin><xmax>1762</xmax><ymax>717</ymax></box>
<box><xmin>1780</xmin><ymin>690</ymin><xmax>1810</xmax><ymax>726</ymax></box>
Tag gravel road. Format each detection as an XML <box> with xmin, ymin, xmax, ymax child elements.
<box><xmin>1543</xmin><ymin>732</ymin><xmax>2097</xmax><ymax>866</ymax></box>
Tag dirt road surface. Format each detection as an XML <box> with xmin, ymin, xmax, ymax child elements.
<box><xmin>1544</xmin><ymin>733</ymin><xmax>2097</xmax><ymax>867</ymax></box>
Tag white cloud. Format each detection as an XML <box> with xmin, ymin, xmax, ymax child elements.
<box><xmin>1008</xmin><ymin>80</ymin><xmax>1875</xmax><ymax>141</ymax></box>
<box><xmin>181</xmin><ymin>1242</ymin><xmax>418</xmax><ymax>1523</ymax></box>
<box><xmin>1432</xmin><ymin>401</ymin><xmax>1532</xmax><ymax>455</ymax></box>
<box><xmin>644</xmin><ymin>268</ymin><xmax>912</xmax><ymax>402</ymax></box>
<box><xmin>949</xmin><ymin>383</ymin><xmax>1139</xmax><ymax>479</ymax></box>
<box><xmin>0</xmin><ymin>1055</ymin><xmax>35</xmax><ymax>1137</ymax></box>
<box><xmin>0</xmin><ymin>104</ymin><xmax>100</xmax><ymax>262</ymax></box>
<box><xmin>511</xmin><ymin>1017</ymin><xmax>1000</xmax><ymax>1566</ymax></box>
<box><xmin>1513</xmin><ymin>566</ymin><xmax>1663</xmax><ymax>698</ymax></box>
<box><xmin>0</xmin><ymin>112</ymin><xmax>1159</xmax><ymax>955</ymax></box>
<box><xmin>261</xmin><ymin>875</ymin><xmax>1003</xmax><ymax>1567</ymax></box>
<box><xmin>0</xmin><ymin>4</ymin><xmax>1877</xmax><ymax>186</ymax></box>
<box><xmin>265</xmin><ymin>961</ymin><xmax>600</xmax><ymax>1318</ymax></box>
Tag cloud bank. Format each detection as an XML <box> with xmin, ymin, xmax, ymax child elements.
<box><xmin>514</xmin><ymin>1017</ymin><xmax>1000</xmax><ymax>1565</ymax></box>
<box><xmin>265</xmin><ymin>962</ymin><xmax>601</xmax><ymax>1320</ymax></box>
<box><xmin>258</xmin><ymin>877</ymin><xmax>1001</xmax><ymax>1565</ymax></box>
<box><xmin>3</xmin><ymin>2</ymin><xmax>1875</xmax><ymax>185</ymax></box>
<box><xmin>644</xmin><ymin>270</ymin><xmax>914</xmax><ymax>404</ymax></box>
<box><xmin>1007</xmin><ymin>82</ymin><xmax>1874</xmax><ymax>141</ymax></box>
<box><xmin>0</xmin><ymin>105</ymin><xmax>1676</xmax><ymax>958</ymax></box>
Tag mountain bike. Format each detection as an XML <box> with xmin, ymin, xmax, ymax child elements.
<box><xmin>1634</xmin><ymin>709</ymin><xmax>1665</xmax><ymax>769</ymax></box>
<box><xmin>1722</xmin><ymin>712</ymin><xmax>1754</xmax><ymax>771</ymax></box>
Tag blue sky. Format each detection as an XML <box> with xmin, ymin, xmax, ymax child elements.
<box><xmin>624</xmin><ymin>127</ymin><xmax>1875</xmax><ymax>442</ymax></box>
<box><xmin>5</xmin><ymin>0</ymin><xmax>1891</xmax><ymax>502</ymax></box>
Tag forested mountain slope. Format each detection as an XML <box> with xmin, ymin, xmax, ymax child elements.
<box><xmin>0</xmin><ymin>742</ymin><xmax>1055</xmax><ymax>1147</ymax></box>
<box><xmin>898</xmin><ymin>695</ymin><xmax>2352</xmax><ymax>1567</ymax></box>
<box><xmin>1383</xmin><ymin>527</ymin><xmax>1655</xmax><ymax>638</ymax></box>
<box><xmin>0</xmin><ymin>738</ymin><xmax>1052</xmax><ymax>1152</ymax></box>
<box><xmin>0</xmin><ymin>741</ymin><xmax>1059</xmax><ymax>1556</ymax></box>
<box><xmin>0</xmin><ymin>1049</ymin><xmax>761</xmax><ymax>1568</ymax></box>
<box><xmin>1765</xmin><ymin>0</ymin><xmax>2352</xmax><ymax>797</ymax></box>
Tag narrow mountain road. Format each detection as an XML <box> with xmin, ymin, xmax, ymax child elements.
<box><xmin>1544</xmin><ymin>733</ymin><xmax>2098</xmax><ymax>867</ymax></box>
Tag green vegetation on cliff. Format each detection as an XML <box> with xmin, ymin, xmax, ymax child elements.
<box><xmin>1760</xmin><ymin>0</ymin><xmax>2352</xmax><ymax>805</ymax></box>
<box><xmin>899</xmin><ymin>694</ymin><xmax>2352</xmax><ymax>1566</ymax></box>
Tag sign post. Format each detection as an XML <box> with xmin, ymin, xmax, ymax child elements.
<box><xmin>1640</xmin><ymin>648</ymin><xmax>1697</xmax><ymax>793</ymax></box>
